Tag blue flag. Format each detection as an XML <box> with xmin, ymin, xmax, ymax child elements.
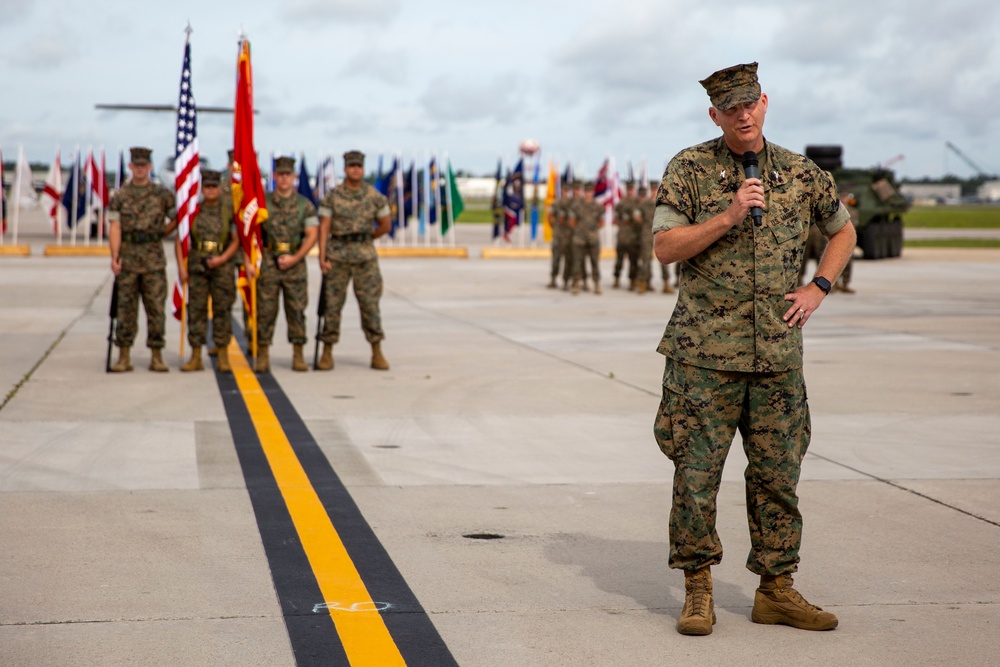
<box><xmin>491</xmin><ymin>158</ymin><xmax>503</xmax><ymax>239</ymax></box>
<box><xmin>297</xmin><ymin>155</ymin><xmax>316</xmax><ymax>205</ymax></box>
<box><xmin>61</xmin><ymin>156</ymin><xmax>87</xmax><ymax>227</ymax></box>
<box><xmin>502</xmin><ymin>158</ymin><xmax>524</xmax><ymax>238</ymax></box>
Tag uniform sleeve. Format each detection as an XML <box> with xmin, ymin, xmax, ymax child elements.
<box><xmin>162</xmin><ymin>188</ymin><xmax>177</xmax><ymax>219</ymax></box>
<box><xmin>813</xmin><ymin>169</ymin><xmax>850</xmax><ymax>237</ymax></box>
<box><xmin>303</xmin><ymin>198</ymin><xmax>319</xmax><ymax>228</ymax></box>
<box><xmin>108</xmin><ymin>190</ymin><xmax>122</xmax><ymax>222</ymax></box>
<box><xmin>317</xmin><ymin>192</ymin><xmax>333</xmax><ymax>219</ymax></box>
<box><xmin>655</xmin><ymin>155</ymin><xmax>695</xmax><ymax>215</ymax></box>
<box><xmin>652</xmin><ymin>203</ymin><xmax>691</xmax><ymax>234</ymax></box>
<box><xmin>375</xmin><ymin>192</ymin><xmax>390</xmax><ymax>219</ymax></box>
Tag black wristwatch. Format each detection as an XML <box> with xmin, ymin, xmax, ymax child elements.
<box><xmin>811</xmin><ymin>276</ymin><xmax>831</xmax><ymax>295</ymax></box>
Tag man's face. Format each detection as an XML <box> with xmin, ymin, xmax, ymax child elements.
<box><xmin>203</xmin><ymin>184</ymin><xmax>221</xmax><ymax>203</ymax></box>
<box><xmin>275</xmin><ymin>171</ymin><xmax>295</xmax><ymax>194</ymax></box>
<box><xmin>344</xmin><ymin>163</ymin><xmax>364</xmax><ymax>184</ymax></box>
<box><xmin>709</xmin><ymin>93</ymin><xmax>768</xmax><ymax>154</ymax></box>
<box><xmin>130</xmin><ymin>162</ymin><xmax>151</xmax><ymax>184</ymax></box>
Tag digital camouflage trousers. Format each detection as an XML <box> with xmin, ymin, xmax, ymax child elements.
<box><xmin>115</xmin><ymin>269</ymin><xmax>167</xmax><ymax>350</ymax></box>
<box><xmin>654</xmin><ymin>358</ymin><xmax>811</xmax><ymax>576</ymax></box>
<box><xmin>319</xmin><ymin>259</ymin><xmax>385</xmax><ymax>345</ymax></box>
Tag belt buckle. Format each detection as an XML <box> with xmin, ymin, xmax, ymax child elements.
<box><xmin>276</xmin><ymin>242</ymin><xmax>291</xmax><ymax>253</ymax></box>
<box><xmin>202</xmin><ymin>241</ymin><xmax>219</xmax><ymax>253</ymax></box>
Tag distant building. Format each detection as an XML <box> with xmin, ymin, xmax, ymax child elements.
<box><xmin>977</xmin><ymin>180</ymin><xmax>1000</xmax><ymax>202</ymax></box>
<box><xmin>899</xmin><ymin>183</ymin><xmax>961</xmax><ymax>205</ymax></box>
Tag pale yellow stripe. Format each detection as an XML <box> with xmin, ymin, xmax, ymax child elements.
<box><xmin>227</xmin><ymin>339</ymin><xmax>406</xmax><ymax>666</ymax></box>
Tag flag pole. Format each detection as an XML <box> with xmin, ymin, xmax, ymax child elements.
<box><xmin>11</xmin><ymin>145</ymin><xmax>23</xmax><ymax>246</ymax></box>
<box><xmin>180</xmin><ymin>282</ymin><xmax>187</xmax><ymax>358</ymax></box>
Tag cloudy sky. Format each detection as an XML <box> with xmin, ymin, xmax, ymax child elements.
<box><xmin>2</xmin><ymin>0</ymin><xmax>998</xmax><ymax>180</ymax></box>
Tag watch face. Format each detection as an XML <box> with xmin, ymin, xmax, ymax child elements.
<box><xmin>813</xmin><ymin>277</ymin><xmax>831</xmax><ymax>293</ymax></box>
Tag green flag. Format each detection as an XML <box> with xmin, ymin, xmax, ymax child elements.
<box><xmin>443</xmin><ymin>159</ymin><xmax>464</xmax><ymax>235</ymax></box>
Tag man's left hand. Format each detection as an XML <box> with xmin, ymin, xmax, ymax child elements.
<box><xmin>782</xmin><ymin>284</ymin><xmax>825</xmax><ymax>328</ymax></box>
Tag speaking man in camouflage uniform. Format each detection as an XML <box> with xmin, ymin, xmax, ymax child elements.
<box><xmin>651</xmin><ymin>63</ymin><xmax>856</xmax><ymax>636</ymax></box>
<box><xmin>569</xmin><ymin>182</ymin><xmax>604</xmax><ymax>295</ymax></box>
<box><xmin>316</xmin><ymin>150</ymin><xmax>392</xmax><ymax>371</ymax></box>
<box><xmin>176</xmin><ymin>170</ymin><xmax>238</xmax><ymax>373</ymax></box>
<box><xmin>108</xmin><ymin>147</ymin><xmax>179</xmax><ymax>372</ymax></box>
<box><xmin>613</xmin><ymin>181</ymin><xmax>641</xmax><ymax>290</ymax></box>
<box><xmin>548</xmin><ymin>188</ymin><xmax>573</xmax><ymax>290</ymax></box>
<box><xmin>251</xmin><ymin>156</ymin><xmax>318</xmax><ymax>373</ymax></box>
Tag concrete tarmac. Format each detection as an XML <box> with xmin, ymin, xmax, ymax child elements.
<box><xmin>1</xmin><ymin>210</ymin><xmax>999</xmax><ymax>666</ymax></box>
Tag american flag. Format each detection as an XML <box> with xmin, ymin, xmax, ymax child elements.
<box><xmin>172</xmin><ymin>31</ymin><xmax>200</xmax><ymax>321</ymax></box>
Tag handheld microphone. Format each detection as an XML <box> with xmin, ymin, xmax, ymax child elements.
<box><xmin>741</xmin><ymin>151</ymin><xmax>763</xmax><ymax>226</ymax></box>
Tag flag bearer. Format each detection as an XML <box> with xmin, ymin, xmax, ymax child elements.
<box><xmin>177</xmin><ymin>170</ymin><xmax>239</xmax><ymax>372</ymax></box>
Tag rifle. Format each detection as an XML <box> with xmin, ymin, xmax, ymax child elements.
<box><xmin>313</xmin><ymin>270</ymin><xmax>327</xmax><ymax>369</ymax></box>
<box><xmin>105</xmin><ymin>277</ymin><xmax>120</xmax><ymax>373</ymax></box>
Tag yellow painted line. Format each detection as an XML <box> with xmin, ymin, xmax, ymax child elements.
<box><xmin>377</xmin><ymin>246</ymin><xmax>468</xmax><ymax>258</ymax></box>
<box><xmin>44</xmin><ymin>245</ymin><xmax>111</xmax><ymax>256</ymax></box>
<box><xmin>0</xmin><ymin>245</ymin><xmax>31</xmax><ymax>256</ymax></box>
<box><xmin>227</xmin><ymin>339</ymin><xmax>406</xmax><ymax>666</ymax></box>
<box><xmin>481</xmin><ymin>247</ymin><xmax>551</xmax><ymax>259</ymax></box>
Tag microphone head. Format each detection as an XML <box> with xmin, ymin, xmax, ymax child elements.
<box><xmin>741</xmin><ymin>151</ymin><xmax>758</xmax><ymax>167</ymax></box>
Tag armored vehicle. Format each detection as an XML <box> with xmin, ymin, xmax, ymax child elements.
<box><xmin>805</xmin><ymin>145</ymin><xmax>909</xmax><ymax>259</ymax></box>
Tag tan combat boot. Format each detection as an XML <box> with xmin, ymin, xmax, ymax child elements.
<box><xmin>207</xmin><ymin>345</ymin><xmax>219</xmax><ymax>357</ymax></box>
<box><xmin>370</xmin><ymin>342</ymin><xmax>390</xmax><ymax>370</ymax></box>
<box><xmin>149</xmin><ymin>349</ymin><xmax>169</xmax><ymax>372</ymax></box>
<box><xmin>571</xmin><ymin>280</ymin><xmax>580</xmax><ymax>295</ymax></box>
<box><xmin>110</xmin><ymin>346</ymin><xmax>133</xmax><ymax>373</ymax></box>
<box><xmin>636</xmin><ymin>280</ymin><xmax>649</xmax><ymax>295</ymax></box>
<box><xmin>662</xmin><ymin>283</ymin><xmax>675</xmax><ymax>294</ymax></box>
<box><xmin>292</xmin><ymin>344</ymin><xmax>308</xmax><ymax>372</ymax></box>
<box><xmin>594</xmin><ymin>282</ymin><xmax>602</xmax><ymax>295</ymax></box>
<box><xmin>181</xmin><ymin>346</ymin><xmax>203</xmax><ymax>372</ymax></box>
<box><xmin>677</xmin><ymin>567</ymin><xmax>716</xmax><ymax>636</ymax></box>
<box><xmin>216</xmin><ymin>346</ymin><xmax>232</xmax><ymax>373</ymax></box>
<box><xmin>255</xmin><ymin>345</ymin><xmax>270</xmax><ymax>373</ymax></box>
<box><xmin>752</xmin><ymin>573</ymin><xmax>838</xmax><ymax>631</ymax></box>
<box><xmin>316</xmin><ymin>343</ymin><xmax>334</xmax><ymax>371</ymax></box>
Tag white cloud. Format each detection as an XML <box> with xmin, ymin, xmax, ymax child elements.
<box><xmin>280</xmin><ymin>0</ymin><xmax>400</xmax><ymax>24</ymax></box>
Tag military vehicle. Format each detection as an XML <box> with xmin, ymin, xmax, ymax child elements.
<box><xmin>805</xmin><ymin>145</ymin><xmax>909</xmax><ymax>259</ymax></box>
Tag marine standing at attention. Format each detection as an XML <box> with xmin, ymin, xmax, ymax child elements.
<box><xmin>316</xmin><ymin>150</ymin><xmax>392</xmax><ymax>371</ymax></box>
<box><xmin>569</xmin><ymin>183</ymin><xmax>604</xmax><ymax>295</ymax></box>
<box><xmin>651</xmin><ymin>62</ymin><xmax>856</xmax><ymax>636</ymax></box>
<box><xmin>107</xmin><ymin>147</ymin><xmax>178</xmax><ymax>373</ymax></box>
<box><xmin>177</xmin><ymin>169</ymin><xmax>239</xmax><ymax>373</ymax></box>
<box><xmin>251</xmin><ymin>156</ymin><xmax>318</xmax><ymax>373</ymax></box>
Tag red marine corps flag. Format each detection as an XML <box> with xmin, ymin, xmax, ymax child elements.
<box><xmin>232</xmin><ymin>37</ymin><xmax>267</xmax><ymax>358</ymax></box>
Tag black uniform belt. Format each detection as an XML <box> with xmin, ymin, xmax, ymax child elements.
<box><xmin>331</xmin><ymin>233</ymin><xmax>371</xmax><ymax>244</ymax></box>
<box><xmin>266</xmin><ymin>241</ymin><xmax>297</xmax><ymax>255</ymax></box>
<box><xmin>197</xmin><ymin>240</ymin><xmax>221</xmax><ymax>254</ymax></box>
<box><xmin>122</xmin><ymin>231</ymin><xmax>161</xmax><ymax>243</ymax></box>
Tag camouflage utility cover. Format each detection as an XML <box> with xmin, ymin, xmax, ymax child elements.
<box><xmin>318</xmin><ymin>183</ymin><xmax>390</xmax><ymax>264</ymax></box>
<box><xmin>109</xmin><ymin>181</ymin><xmax>176</xmax><ymax>273</ymax></box>
<box><xmin>653</xmin><ymin>137</ymin><xmax>849</xmax><ymax>373</ymax></box>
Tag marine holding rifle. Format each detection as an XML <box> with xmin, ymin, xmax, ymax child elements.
<box><xmin>247</xmin><ymin>156</ymin><xmax>318</xmax><ymax>373</ymax></box>
<box><xmin>107</xmin><ymin>146</ymin><xmax>178</xmax><ymax>373</ymax></box>
<box><xmin>315</xmin><ymin>150</ymin><xmax>392</xmax><ymax>372</ymax></box>
<box><xmin>176</xmin><ymin>169</ymin><xmax>239</xmax><ymax>373</ymax></box>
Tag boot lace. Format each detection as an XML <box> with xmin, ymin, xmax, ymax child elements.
<box><xmin>777</xmin><ymin>578</ymin><xmax>823</xmax><ymax>612</ymax></box>
<box><xmin>685</xmin><ymin>573</ymin><xmax>711</xmax><ymax>616</ymax></box>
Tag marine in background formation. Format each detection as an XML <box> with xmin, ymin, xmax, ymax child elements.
<box><xmin>177</xmin><ymin>169</ymin><xmax>239</xmax><ymax>373</ymax></box>
<box><xmin>316</xmin><ymin>150</ymin><xmax>392</xmax><ymax>371</ymax></box>
<box><xmin>613</xmin><ymin>181</ymin><xmax>641</xmax><ymax>290</ymax></box>
<box><xmin>569</xmin><ymin>181</ymin><xmax>604</xmax><ymax>295</ymax></box>
<box><xmin>547</xmin><ymin>187</ymin><xmax>574</xmax><ymax>290</ymax></box>
<box><xmin>107</xmin><ymin>147</ymin><xmax>178</xmax><ymax>373</ymax></box>
<box><xmin>250</xmin><ymin>156</ymin><xmax>319</xmax><ymax>373</ymax></box>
